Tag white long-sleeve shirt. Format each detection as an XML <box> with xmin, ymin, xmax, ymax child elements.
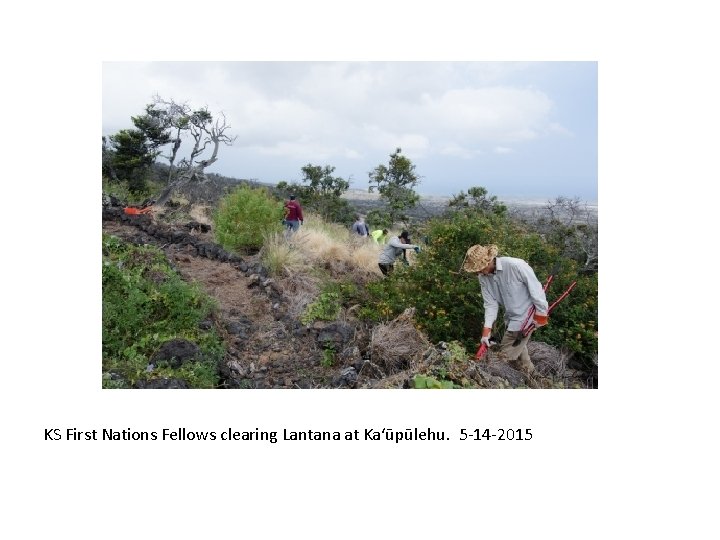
<box><xmin>478</xmin><ymin>257</ymin><xmax>548</xmax><ymax>331</ymax></box>
<box><xmin>378</xmin><ymin>236</ymin><xmax>417</xmax><ymax>264</ymax></box>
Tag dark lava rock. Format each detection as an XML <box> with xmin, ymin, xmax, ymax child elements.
<box><xmin>150</xmin><ymin>338</ymin><xmax>202</xmax><ymax>368</ymax></box>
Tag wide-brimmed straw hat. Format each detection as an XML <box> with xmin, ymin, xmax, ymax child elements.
<box><xmin>461</xmin><ymin>244</ymin><xmax>498</xmax><ymax>272</ymax></box>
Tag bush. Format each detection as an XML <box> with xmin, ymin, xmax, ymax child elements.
<box><xmin>214</xmin><ymin>185</ymin><xmax>284</xmax><ymax>253</ymax></box>
<box><xmin>102</xmin><ymin>234</ymin><xmax>224</xmax><ymax>388</ymax></box>
<box><xmin>300</xmin><ymin>291</ymin><xmax>342</xmax><ymax>325</ymax></box>
<box><xmin>361</xmin><ymin>206</ymin><xmax>598</xmax><ymax>366</ymax></box>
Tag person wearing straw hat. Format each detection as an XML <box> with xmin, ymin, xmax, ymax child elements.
<box><xmin>462</xmin><ymin>244</ymin><xmax>549</xmax><ymax>375</ymax></box>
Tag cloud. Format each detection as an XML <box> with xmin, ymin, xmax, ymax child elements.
<box><xmin>439</xmin><ymin>144</ymin><xmax>483</xmax><ymax>159</ymax></box>
<box><xmin>102</xmin><ymin>61</ymin><xmax>595</xmax><ymax>198</ymax></box>
<box><xmin>104</xmin><ymin>62</ymin><xmax>561</xmax><ymax>158</ymax></box>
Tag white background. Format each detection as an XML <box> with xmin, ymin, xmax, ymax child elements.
<box><xmin>2</xmin><ymin>1</ymin><xmax>718</xmax><ymax>538</ymax></box>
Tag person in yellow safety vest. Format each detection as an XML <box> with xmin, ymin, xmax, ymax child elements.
<box><xmin>370</xmin><ymin>229</ymin><xmax>389</xmax><ymax>244</ymax></box>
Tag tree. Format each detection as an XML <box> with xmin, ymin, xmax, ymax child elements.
<box><xmin>448</xmin><ymin>186</ymin><xmax>507</xmax><ymax>216</ymax></box>
<box><xmin>102</xmin><ymin>136</ymin><xmax>118</xmax><ymax>182</ymax></box>
<box><xmin>106</xmin><ymin>96</ymin><xmax>237</xmax><ymax>204</ymax></box>
<box><xmin>275</xmin><ymin>164</ymin><xmax>354</xmax><ymax>224</ymax></box>
<box><xmin>535</xmin><ymin>196</ymin><xmax>598</xmax><ymax>274</ymax></box>
<box><xmin>142</xmin><ymin>96</ymin><xmax>191</xmax><ymax>184</ymax></box>
<box><xmin>107</xmin><ymin>129</ymin><xmax>155</xmax><ymax>193</ymax></box>
<box><xmin>368</xmin><ymin>147</ymin><xmax>421</xmax><ymax>228</ymax></box>
<box><xmin>154</xmin><ymin>103</ymin><xmax>237</xmax><ymax>205</ymax></box>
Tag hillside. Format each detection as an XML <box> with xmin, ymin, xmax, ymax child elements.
<box><xmin>102</xmin><ymin>189</ymin><xmax>598</xmax><ymax>389</ymax></box>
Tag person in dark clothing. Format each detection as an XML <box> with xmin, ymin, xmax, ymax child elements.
<box><xmin>284</xmin><ymin>195</ymin><xmax>304</xmax><ymax>237</ymax></box>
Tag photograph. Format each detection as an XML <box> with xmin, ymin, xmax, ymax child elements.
<box><xmin>102</xmin><ymin>61</ymin><xmax>598</xmax><ymax>390</ymax></box>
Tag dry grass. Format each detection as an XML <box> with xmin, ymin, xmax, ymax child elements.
<box><xmin>276</xmin><ymin>272</ymin><xmax>321</xmax><ymax>319</ymax></box>
<box><xmin>260</xmin><ymin>232</ymin><xmax>304</xmax><ymax>277</ymax></box>
<box><xmin>350</xmin><ymin>241</ymin><xmax>383</xmax><ymax>274</ymax></box>
<box><xmin>288</xmin><ymin>213</ymin><xmax>385</xmax><ymax>278</ymax></box>
<box><xmin>369</xmin><ymin>308</ymin><xmax>431</xmax><ymax>374</ymax></box>
<box><xmin>296</xmin><ymin>228</ymin><xmax>352</xmax><ymax>263</ymax></box>
<box><xmin>189</xmin><ymin>203</ymin><xmax>213</xmax><ymax>225</ymax></box>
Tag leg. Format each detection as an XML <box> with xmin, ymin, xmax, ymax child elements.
<box><xmin>284</xmin><ymin>220</ymin><xmax>298</xmax><ymax>240</ymax></box>
<box><xmin>498</xmin><ymin>330</ymin><xmax>536</xmax><ymax>375</ymax></box>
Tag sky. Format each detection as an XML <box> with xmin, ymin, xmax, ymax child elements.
<box><xmin>102</xmin><ymin>61</ymin><xmax>597</xmax><ymax>201</ymax></box>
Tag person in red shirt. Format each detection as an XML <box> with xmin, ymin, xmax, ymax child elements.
<box><xmin>284</xmin><ymin>195</ymin><xmax>304</xmax><ymax>237</ymax></box>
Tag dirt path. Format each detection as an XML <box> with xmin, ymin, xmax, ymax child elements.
<box><xmin>102</xmin><ymin>217</ymin><xmax>343</xmax><ymax>388</ymax></box>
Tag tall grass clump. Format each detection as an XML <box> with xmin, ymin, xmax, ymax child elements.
<box><xmin>215</xmin><ymin>185</ymin><xmax>284</xmax><ymax>253</ymax></box>
<box><xmin>261</xmin><ymin>232</ymin><xmax>304</xmax><ymax>276</ymax></box>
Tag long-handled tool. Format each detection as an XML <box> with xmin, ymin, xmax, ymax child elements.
<box><xmin>475</xmin><ymin>276</ymin><xmax>575</xmax><ymax>358</ymax></box>
<box><xmin>516</xmin><ymin>280</ymin><xmax>577</xmax><ymax>343</ymax></box>
<box><xmin>516</xmin><ymin>275</ymin><xmax>554</xmax><ymax>337</ymax></box>
<box><xmin>521</xmin><ymin>281</ymin><xmax>576</xmax><ymax>336</ymax></box>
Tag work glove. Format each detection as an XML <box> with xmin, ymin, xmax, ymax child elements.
<box><xmin>413</xmin><ymin>246</ymin><xmax>421</xmax><ymax>254</ymax></box>
<box><xmin>480</xmin><ymin>327</ymin><xmax>492</xmax><ymax>347</ymax></box>
<box><xmin>532</xmin><ymin>313</ymin><xmax>548</xmax><ymax>328</ymax></box>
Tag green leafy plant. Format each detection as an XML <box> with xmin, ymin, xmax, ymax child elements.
<box><xmin>300</xmin><ymin>292</ymin><xmax>341</xmax><ymax>325</ymax></box>
<box><xmin>102</xmin><ymin>234</ymin><xmax>224</xmax><ymax>388</ymax></box>
<box><xmin>275</xmin><ymin>163</ymin><xmax>354</xmax><ymax>225</ymax></box>
<box><xmin>361</xmin><ymin>191</ymin><xmax>598</xmax><ymax>367</ymax></box>
<box><xmin>214</xmin><ymin>185</ymin><xmax>284</xmax><ymax>253</ymax></box>
<box><xmin>321</xmin><ymin>346</ymin><xmax>335</xmax><ymax>367</ymax></box>
<box><xmin>412</xmin><ymin>374</ymin><xmax>456</xmax><ymax>389</ymax></box>
<box><xmin>367</xmin><ymin>148</ymin><xmax>421</xmax><ymax>228</ymax></box>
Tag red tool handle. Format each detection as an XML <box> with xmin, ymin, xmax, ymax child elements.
<box><xmin>518</xmin><ymin>275</ymin><xmax>554</xmax><ymax>335</ymax></box>
<box><xmin>475</xmin><ymin>342</ymin><xmax>488</xmax><ymax>360</ymax></box>
<box><xmin>548</xmin><ymin>281</ymin><xmax>576</xmax><ymax>312</ymax></box>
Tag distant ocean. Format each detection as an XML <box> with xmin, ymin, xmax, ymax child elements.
<box><xmin>342</xmin><ymin>189</ymin><xmax>597</xmax><ymax>208</ymax></box>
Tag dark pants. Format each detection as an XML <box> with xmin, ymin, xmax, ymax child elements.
<box><xmin>378</xmin><ymin>263</ymin><xmax>393</xmax><ymax>276</ymax></box>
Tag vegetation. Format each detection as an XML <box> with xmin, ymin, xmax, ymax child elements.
<box><xmin>103</xmin><ymin>96</ymin><xmax>236</xmax><ymax>200</ymax></box>
<box><xmin>275</xmin><ymin>163</ymin><xmax>354</xmax><ymax>225</ymax></box>
<box><xmin>300</xmin><ymin>291</ymin><xmax>342</xmax><ymax>325</ymax></box>
<box><xmin>214</xmin><ymin>185</ymin><xmax>285</xmax><ymax>253</ymax></box>
<box><xmin>105</xmin><ymin>129</ymin><xmax>156</xmax><ymax>194</ymax></box>
<box><xmin>367</xmin><ymin>147</ymin><xmax>421</xmax><ymax>229</ymax></box>
<box><xmin>101</xmin><ymin>94</ymin><xmax>598</xmax><ymax>386</ymax></box>
<box><xmin>102</xmin><ymin>234</ymin><xmax>223</xmax><ymax>388</ymax></box>
<box><xmin>360</xmin><ymin>189</ymin><xmax>598</xmax><ymax>368</ymax></box>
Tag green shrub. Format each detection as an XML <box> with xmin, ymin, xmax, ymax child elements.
<box><xmin>300</xmin><ymin>292</ymin><xmax>342</xmax><ymax>325</ymax></box>
<box><xmin>214</xmin><ymin>185</ymin><xmax>284</xmax><ymax>253</ymax></box>
<box><xmin>361</xmin><ymin>206</ymin><xmax>598</xmax><ymax>366</ymax></box>
<box><xmin>102</xmin><ymin>178</ymin><xmax>164</xmax><ymax>205</ymax></box>
<box><xmin>321</xmin><ymin>346</ymin><xmax>335</xmax><ymax>367</ymax></box>
<box><xmin>102</xmin><ymin>234</ymin><xmax>224</xmax><ymax>388</ymax></box>
<box><xmin>413</xmin><ymin>374</ymin><xmax>457</xmax><ymax>389</ymax></box>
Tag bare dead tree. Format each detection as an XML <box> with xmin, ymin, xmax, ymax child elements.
<box><xmin>156</xmin><ymin>107</ymin><xmax>236</xmax><ymax>205</ymax></box>
<box><xmin>545</xmin><ymin>196</ymin><xmax>583</xmax><ymax>226</ymax></box>
<box><xmin>151</xmin><ymin>95</ymin><xmax>192</xmax><ymax>184</ymax></box>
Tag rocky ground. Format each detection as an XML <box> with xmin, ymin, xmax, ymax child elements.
<box><xmin>102</xmin><ymin>196</ymin><xmax>596</xmax><ymax>390</ymax></box>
